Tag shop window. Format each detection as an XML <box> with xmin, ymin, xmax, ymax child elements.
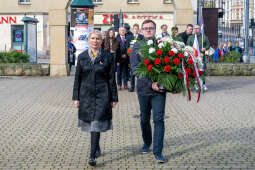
<box><xmin>127</xmin><ymin>0</ymin><xmax>139</xmax><ymax>4</ymax></box>
<box><xmin>18</xmin><ymin>0</ymin><xmax>31</xmax><ymax>5</ymax></box>
<box><xmin>163</xmin><ymin>0</ymin><xmax>172</xmax><ymax>4</ymax></box>
<box><xmin>93</xmin><ymin>0</ymin><xmax>102</xmax><ymax>4</ymax></box>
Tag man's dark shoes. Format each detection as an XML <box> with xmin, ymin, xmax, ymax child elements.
<box><xmin>129</xmin><ymin>88</ymin><xmax>134</xmax><ymax>92</ymax></box>
<box><xmin>154</xmin><ymin>154</ymin><xmax>166</xmax><ymax>163</ymax></box>
<box><xmin>88</xmin><ymin>157</ymin><xmax>96</xmax><ymax>166</ymax></box>
<box><xmin>140</xmin><ymin>145</ymin><xmax>150</xmax><ymax>154</ymax></box>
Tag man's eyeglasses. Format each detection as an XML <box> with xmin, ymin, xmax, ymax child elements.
<box><xmin>142</xmin><ymin>27</ymin><xmax>155</xmax><ymax>31</ymax></box>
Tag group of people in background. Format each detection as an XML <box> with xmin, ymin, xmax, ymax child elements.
<box><xmin>99</xmin><ymin>22</ymin><xmax>210</xmax><ymax>92</ymax></box>
<box><xmin>213</xmin><ymin>41</ymin><xmax>243</xmax><ymax>63</ymax></box>
<box><xmin>69</xmin><ymin>22</ymin><xmax>212</xmax><ymax>92</ymax></box>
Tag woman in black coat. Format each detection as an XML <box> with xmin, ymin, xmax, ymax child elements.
<box><xmin>72</xmin><ymin>30</ymin><xmax>118</xmax><ymax>166</ymax></box>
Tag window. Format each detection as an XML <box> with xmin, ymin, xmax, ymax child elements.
<box><xmin>19</xmin><ymin>0</ymin><xmax>31</xmax><ymax>4</ymax></box>
<box><xmin>163</xmin><ymin>0</ymin><xmax>172</xmax><ymax>4</ymax></box>
<box><xmin>92</xmin><ymin>0</ymin><xmax>102</xmax><ymax>4</ymax></box>
<box><xmin>127</xmin><ymin>0</ymin><xmax>139</xmax><ymax>4</ymax></box>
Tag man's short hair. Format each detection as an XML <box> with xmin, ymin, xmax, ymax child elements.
<box><xmin>133</xmin><ymin>23</ymin><xmax>139</xmax><ymax>29</ymax></box>
<box><xmin>142</xmin><ymin>20</ymin><xmax>156</xmax><ymax>28</ymax></box>
<box><xmin>194</xmin><ymin>24</ymin><xmax>200</xmax><ymax>28</ymax></box>
<box><xmin>161</xmin><ymin>24</ymin><xmax>168</xmax><ymax>29</ymax></box>
<box><xmin>187</xmin><ymin>24</ymin><xmax>193</xmax><ymax>28</ymax></box>
<box><xmin>171</xmin><ymin>26</ymin><xmax>178</xmax><ymax>32</ymax></box>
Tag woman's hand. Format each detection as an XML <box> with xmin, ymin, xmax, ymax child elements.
<box><xmin>74</xmin><ymin>100</ymin><xmax>80</xmax><ymax>108</ymax></box>
<box><xmin>111</xmin><ymin>102</ymin><xmax>117</xmax><ymax>108</ymax></box>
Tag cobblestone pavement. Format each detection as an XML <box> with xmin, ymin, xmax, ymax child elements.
<box><xmin>0</xmin><ymin>76</ymin><xmax>255</xmax><ymax>170</ymax></box>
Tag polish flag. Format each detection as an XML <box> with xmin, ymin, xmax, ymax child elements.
<box><xmin>193</xmin><ymin>34</ymin><xmax>202</xmax><ymax>62</ymax></box>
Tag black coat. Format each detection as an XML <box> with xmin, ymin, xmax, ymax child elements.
<box><xmin>178</xmin><ymin>31</ymin><xmax>191</xmax><ymax>45</ymax></box>
<box><xmin>116</xmin><ymin>34</ymin><xmax>130</xmax><ymax>64</ymax></box>
<box><xmin>72</xmin><ymin>49</ymin><xmax>118</xmax><ymax>122</ymax></box>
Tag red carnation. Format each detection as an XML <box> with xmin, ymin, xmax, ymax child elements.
<box><xmin>185</xmin><ymin>68</ymin><xmax>191</xmax><ymax>75</ymax></box>
<box><xmin>178</xmin><ymin>53</ymin><xmax>184</xmax><ymax>59</ymax></box>
<box><xmin>148</xmin><ymin>64</ymin><xmax>152</xmax><ymax>71</ymax></box>
<box><xmin>164</xmin><ymin>65</ymin><xmax>171</xmax><ymax>72</ymax></box>
<box><xmin>164</xmin><ymin>57</ymin><xmax>170</xmax><ymax>64</ymax></box>
<box><xmin>144</xmin><ymin>58</ymin><xmax>150</xmax><ymax>65</ymax></box>
<box><xmin>187</xmin><ymin>58</ymin><xmax>193</xmax><ymax>65</ymax></box>
<box><xmin>156</xmin><ymin>50</ymin><xmax>163</xmax><ymax>56</ymax></box>
<box><xmin>169</xmin><ymin>50</ymin><xmax>175</xmax><ymax>56</ymax></box>
<box><xmin>178</xmin><ymin>73</ymin><xmax>183</xmax><ymax>78</ymax></box>
<box><xmin>154</xmin><ymin>58</ymin><xmax>162</xmax><ymax>65</ymax></box>
<box><xmin>173</xmin><ymin>58</ymin><xmax>180</xmax><ymax>65</ymax></box>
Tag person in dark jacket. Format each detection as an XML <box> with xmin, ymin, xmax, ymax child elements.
<box><xmin>68</xmin><ymin>36</ymin><xmax>76</xmax><ymax>72</ymax></box>
<box><xmin>116</xmin><ymin>27</ymin><xmax>130</xmax><ymax>90</ymax></box>
<box><xmin>178</xmin><ymin>24</ymin><xmax>193</xmax><ymax>45</ymax></box>
<box><xmin>73</xmin><ymin>30</ymin><xmax>118</xmax><ymax>166</ymax></box>
<box><xmin>129</xmin><ymin>23</ymin><xmax>144</xmax><ymax>92</ymax></box>
<box><xmin>130</xmin><ymin>19</ymin><xmax>167</xmax><ymax>163</ymax></box>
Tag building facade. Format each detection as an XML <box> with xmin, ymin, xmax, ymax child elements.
<box><xmin>91</xmin><ymin>0</ymin><xmax>194</xmax><ymax>33</ymax></box>
<box><xmin>0</xmin><ymin>0</ymin><xmax>193</xmax><ymax>76</ymax></box>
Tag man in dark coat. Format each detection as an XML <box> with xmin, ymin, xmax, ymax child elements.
<box><xmin>178</xmin><ymin>24</ymin><xmax>193</xmax><ymax>45</ymax></box>
<box><xmin>116</xmin><ymin>27</ymin><xmax>130</xmax><ymax>90</ymax></box>
<box><xmin>130</xmin><ymin>19</ymin><xmax>167</xmax><ymax>163</ymax></box>
<box><xmin>129</xmin><ymin>23</ymin><xmax>144</xmax><ymax>92</ymax></box>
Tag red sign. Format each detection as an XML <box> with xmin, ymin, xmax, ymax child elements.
<box><xmin>102</xmin><ymin>14</ymin><xmax>164</xmax><ymax>24</ymax></box>
<box><xmin>0</xmin><ymin>16</ymin><xmax>17</xmax><ymax>24</ymax></box>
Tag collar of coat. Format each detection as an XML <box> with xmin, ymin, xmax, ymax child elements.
<box><xmin>88</xmin><ymin>48</ymin><xmax>103</xmax><ymax>63</ymax></box>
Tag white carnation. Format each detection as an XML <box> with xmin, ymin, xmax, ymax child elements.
<box><xmin>130</xmin><ymin>40</ymin><xmax>137</xmax><ymax>45</ymax></box>
<box><xmin>147</xmin><ymin>40</ymin><xmax>153</xmax><ymax>46</ymax></box>
<box><xmin>158</xmin><ymin>43</ymin><xmax>164</xmax><ymax>48</ymax></box>
<box><xmin>172</xmin><ymin>48</ymin><xmax>178</xmax><ymax>53</ymax></box>
<box><xmin>149</xmin><ymin>48</ymin><xmax>155</xmax><ymax>54</ymax></box>
<box><xmin>176</xmin><ymin>41</ymin><xmax>185</xmax><ymax>48</ymax></box>
<box><xmin>184</xmin><ymin>52</ymin><xmax>189</xmax><ymax>57</ymax></box>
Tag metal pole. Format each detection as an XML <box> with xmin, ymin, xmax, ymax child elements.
<box><xmin>244</xmin><ymin>0</ymin><xmax>249</xmax><ymax>61</ymax></box>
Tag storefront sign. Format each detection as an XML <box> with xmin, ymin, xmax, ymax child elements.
<box><xmin>0</xmin><ymin>16</ymin><xmax>17</xmax><ymax>24</ymax></box>
<box><xmin>102</xmin><ymin>14</ymin><xmax>164</xmax><ymax>24</ymax></box>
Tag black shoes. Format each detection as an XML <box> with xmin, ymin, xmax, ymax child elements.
<box><xmin>129</xmin><ymin>88</ymin><xmax>134</xmax><ymax>92</ymax></box>
<box><xmin>88</xmin><ymin>157</ymin><xmax>96</xmax><ymax>166</ymax></box>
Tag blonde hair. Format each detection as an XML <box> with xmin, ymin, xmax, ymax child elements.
<box><xmin>88</xmin><ymin>30</ymin><xmax>102</xmax><ymax>40</ymax></box>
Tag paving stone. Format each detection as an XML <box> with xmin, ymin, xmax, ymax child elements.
<box><xmin>0</xmin><ymin>76</ymin><xmax>255</xmax><ymax>169</ymax></box>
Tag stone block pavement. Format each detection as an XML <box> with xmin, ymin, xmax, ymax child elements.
<box><xmin>0</xmin><ymin>76</ymin><xmax>255</xmax><ymax>170</ymax></box>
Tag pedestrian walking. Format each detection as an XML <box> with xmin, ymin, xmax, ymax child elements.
<box><xmin>72</xmin><ymin>30</ymin><xmax>118</xmax><ymax>167</ymax></box>
<box><xmin>131</xmin><ymin>19</ymin><xmax>167</xmax><ymax>163</ymax></box>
